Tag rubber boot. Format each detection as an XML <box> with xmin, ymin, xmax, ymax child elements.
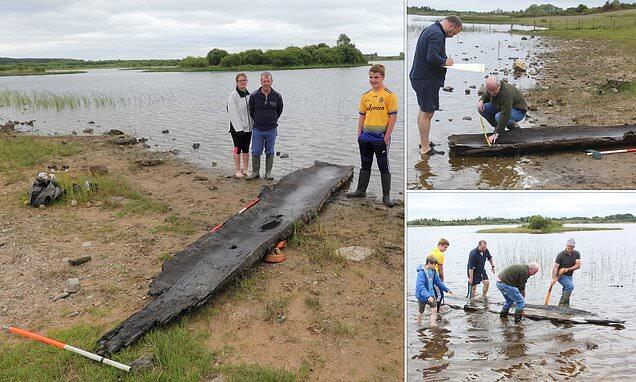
<box><xmin>558</xmin><ymin>290</ymin><xmax>572</xmax><ymax>307</ymax></box>
<box><xmin>380</xmin><ymin>172</ymin><xmax>395</xmax><ymax>208</ymax></box>
<box><xmin>499</xmin><ymin>307</ymin><xmax>510</xmax><ymax>318</ymax></box>
<box><xmin>265</xmin><ymin>155</ymin><xmax>274</xmax><ymax>180</ymax></box>
<box><xmin>246</xmin><ymin>156</ymin><xmax>260</xmax><ymax>180</ymax></box>
<box><xmin>514</xmin><ymin>310</ymin><xmax>524</xmax><ymax>323</ymax></box>
<box><xmin>346</xmin><ymin>169</ymin><xmax>370</xmax><ymax>198</ymax></box>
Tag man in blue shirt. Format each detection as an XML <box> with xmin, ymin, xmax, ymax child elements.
<box><xmin>467</xmin><ymin>240</ymin><xmax>496</xmax><ymax>299</ymax></box>
<box><xmin>409</xmin><ymin>15</ymin><xmax>462</xmax><ymax>156</ymax></box>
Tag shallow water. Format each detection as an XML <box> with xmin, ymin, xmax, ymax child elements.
<box><xmin>407</xmin><ymin>16</ymin><xmax>546</xmax><ymax>190</ymax></box>
<box><xmin>0</xmin><ymin>61</ymin><xmax>403</xmax><ymax>197</ymax></box>
<box><xmin>407</xmin><ymin>224</ymin><xmax>636</xmax><ymax>381</ymax></box>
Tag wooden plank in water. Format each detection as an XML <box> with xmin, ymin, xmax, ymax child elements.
<box><xmin>448</xmin><ymin>125</ymin><xmax>636</xmax><ymax>156</ymax></box>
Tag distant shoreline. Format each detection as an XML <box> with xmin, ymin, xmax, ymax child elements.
<box><xmin>476</xmin><ymin>226</ymin><xmax>623</xmax><ymax>234</ymax></box>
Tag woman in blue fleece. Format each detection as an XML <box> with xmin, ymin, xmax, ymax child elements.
<box><xmin>416</xmin><ymin>255</ymin><xmax>453</xmax><ymax>327</ymax></box>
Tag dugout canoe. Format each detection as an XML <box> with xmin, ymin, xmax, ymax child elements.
<box><xmin>444</xmin><ymin>295</ymin><xmax>625</xmax><ymax>327</ymax></box>
<box><xmin>96</xmin><ymin>161</ymin><xmax>354</xmax><ymax>355</ymax></box>
<box><xmin>448</xmin><ymin>125</ymin><xmax>636</xmax><ymax>156</ymax></box>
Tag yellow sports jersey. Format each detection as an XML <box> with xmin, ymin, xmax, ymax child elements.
<box><xmin>428</xmin><ymin>247</ymin><xmax>445</xmax><ymax>273</ymax></box>
<box><xmin>358</xmin><ymin>87</ymin><xmax>398</xmax><ymax>141</ymax></box>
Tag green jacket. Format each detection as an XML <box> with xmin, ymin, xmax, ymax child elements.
<box><xmin>481</xmin><ymin>81</ymin><xmax>528</xmax><ymax>134</ymax></box>
<box><xmin>499</xmin><ymin>264</ymin><xmax>530</xmax><ymax>295</ymax></box>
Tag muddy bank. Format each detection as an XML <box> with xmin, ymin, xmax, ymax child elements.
<box><xmin>520</xmin><ymin>36</ymin><xmax>636</xmax><ymax>188</ymax></box>
<box><xmin>0</xmin><ymin>134</ymin><xmax>403</xmax><ymax>380</ymax></box>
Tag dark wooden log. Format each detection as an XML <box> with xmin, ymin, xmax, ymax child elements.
<box><xmin>448</xmin><ymin>125</ymin><xmax>636</xmax><ymax>156</ymax></box>
<box><xmin>96</xmin><ymin>162</ymin><xmax>353</xmax><ymax>355</ymax></box>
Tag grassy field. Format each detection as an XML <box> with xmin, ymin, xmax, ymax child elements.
<box><xmin>477</xmin><ymin>226</ymin><xmax>623</xmax><ymax>234</ymax></box>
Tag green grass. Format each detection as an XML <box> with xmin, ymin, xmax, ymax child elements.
<box><xmin>149</xmin><ymin>214</ymin><xmax>198</xmax><ymax>236</ymax></box>
<box><xmin>0</xmin><ymin>89</ymin><xmax>118</xmax><ymax>111</ymax></box>
<box><xmin>0</xmin><ymin>322</ymin><xmax>215</xmax><ymax>382</ymax></box>
<box><xmin>477</xmin><ymin>226</ymin><xmax>622</xmax><ymax>234</ymax></box>
<box><xmin>0</xmin><ymin>135</ymin><xmax>82</xmax><ymax>183</ymax></box>
<box><xmin>263</xmin><ymin>296</ymin><xmax>291</xmax><ymax>323</ymax></box>
<box><xmin>304</xmin><ymin>296</ymin><xmax>322</xmax><ymax>311</ymax></box>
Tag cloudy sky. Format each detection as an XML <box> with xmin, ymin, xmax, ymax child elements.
<box><xmin>1</xmin><ymin>1</ymin><xmax>403</xmax><ymax>60</ymax></box>
<box><xmin>408</xmin><ymin>0</ymin><xmax>612</xmax><ymax>12</ymax></box>
<box><xmin>408</xmin><ymin>192</ymin><xmax>636</xmax><ymax>220</ymax></box>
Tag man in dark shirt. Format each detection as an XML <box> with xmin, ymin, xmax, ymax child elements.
<box><xmin>409</xmin><ymin>15</ymin><xmax>462</xmax><ymax>156</ymax></box>
<box><xmin>246</xmin><ymin>71</ymin><xmax>283</xmax><ymax>181</ymax></box>
<box><xmin>550</xmin><ymin>238</ymin><xmax>581</xmax><ymax>307</ymax></box>
<box><xmin>497</xmin><ymin>263</ymin><xmax>540</xmax><ymax>322</ymax></box>
<box><xmin>467</xmin><ymin>240</ymin><xmax>496</xmax><ymax>299</ymax></box>
<box><xmin>478</xmin><ymin>77</ymin><xmax>528</xmax><ymax>144</ymax></box>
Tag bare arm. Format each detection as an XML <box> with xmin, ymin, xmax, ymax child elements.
<box><xmin>357</xmin><ymin>115</ymin><xmax>365</xmax><ymax>137</ymax></box>
<box><xmin>384</xmin><ymin>113</ymin><xmax>397</xmax><ymax>141</ymax></box>
<box><xmin>567</xmin><ymin>259</ymin><xmax>581</xmax><ymax>273</ymax></box>
<box><xmin>488</xmin><ymin>258</ymin><xmax>496</xmax><ymax>272</ymax></box>
<box><xmin>468</xmin><ymin>268</ymin><xmax>473</xmax><ymax>283</ymax></box>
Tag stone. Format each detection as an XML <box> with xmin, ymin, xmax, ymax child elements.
<box><xmin>337</xmin><ymin>246</ymin><xmax>373</xmax><ymax>262</ymax></box>
<box><xmin>130</xmin><ymin>354</ymin><xmax>155</xmax><ymax>372</ymax></box>
<box><xmin>82</xmin><ymin>128</ymin><xmax>94</xmax><ymax>134</ymax></box>
<box><xmin>527</xmin><ymin>105</ymin><xmax>538</xmax><ymax>111</ymax></box>
<box><xmin>68</xmin><ymin>256</ymin><xmax>92</xmax><ymax>266</ymax></box>
<box><xmin>64</xmin><ymin>278</ymin><xmax>81</xmax><ymax>293</ymax></box>
<box><xmin>110</xmin><ymin>135</ymin><xmax>137</xmax><ymax>145</ymax></box>
<box><xmin>465</xmin><ymin>89</ymin><xmax>470</xmax><ymax>95</ymax></box>
<box><xmin>547</xmin><ymin>100</ymin><xmax>554</xmax><ymax>107</ymax></box>
<box><xmin>194</xmin><ymin>175</ymin><xmax>208</xmax><ymax>181</ymax></box>
<box><xmin>192</xmin><ymin>143</ymin><xmax>200</xmax><ymax>149</ymax></box>
<box><xmin>442</xmin><ymin>86</ymin><xmax>454</xmax><ymax>92</ymax></box>
<box><xmin>512</xmin><ymin>59</ymin><xmax>527</xmax><ymax>72</ymax></box>
<box><xmin>280</xmin><ymin>153</ymin><xmax>289</xmax><ymax>159</ymax></box>
<box><xmin>610</xmin><ymin>88</ymin><xmax>619</xmax><ymax>93</ymax></box>
<box><xmin>462</xmin><ymin>117</ymin><xmax>472</xmax><ymax>121</ymax></box>
<box><xmin>161</xmin><ymin>129</ymin><xmax>169</xmax><ymax>134</ymax></box>
<box><xmin>521</xmin><ymin>36</ymin><xmax>528</xmax><ymax>40</ymax></box>
<box><xmin>70</xmin><ymin>199</ymin><xmax>78</xmax><ymax>207</ymax></box>
<box><xmin>52</xmin><ymin>292</ymin><xmax>70</xmax><ymax>301</ymax></box>
<box><xmin>171</xmin><ymin>148</ymin><xmax>180</xmax><ymax>155</ymax></box>
<box><xmin>82</xmin><ymin>241</ymin><xmax>92</xmax><ymax>248</ymax></box>
<box><xmin>135</xmin><ymin>158</ymin><xmax>164</xmax><ymax>167</ymax></box>
<box><xmin>103</xmin><ymin>129</ymin><xmax>124</xmax><ymax>135</ymax></box>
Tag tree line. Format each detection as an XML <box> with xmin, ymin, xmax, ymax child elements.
<box><xmin>181</xmin><ymin>34</ymin><xmax>367</xmax><ymax>68</ymax></box>
<box><xmin>408</xmin><ymin>1</ymin><xmax>636</xmax><ymax>17</ymax></box>
<box><xmin>408</xmin><ymin>213</ymin><xmax>636</xmax><ymax>226</ymax></box>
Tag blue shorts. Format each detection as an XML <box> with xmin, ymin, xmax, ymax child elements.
<box><xmin>410</xmin><ymin>78</ymin><xmax>440</xmax><ymax>113</ymax></box>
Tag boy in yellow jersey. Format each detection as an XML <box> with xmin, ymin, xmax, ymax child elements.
<box><xmin>428</xmin><ymin>238</ymin><xmax>449</xmax><ymax>309</ymax></box>
<box><xmin>347</xmin><ymin>64</ymin><xmax>398</xmax><ymax>207</ymax></box>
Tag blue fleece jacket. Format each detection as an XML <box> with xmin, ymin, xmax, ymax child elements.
<box><xmin>409</xmin><ymin>21</ymin><xmax>448</xmax><ymax>87</ymax></box>
<box><xmin>416</xmin><ymin>264</ymin><xmax>449</xmax><ymax>302</ymax></box>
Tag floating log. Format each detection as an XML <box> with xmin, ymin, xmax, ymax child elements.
<box><xmin>444</xmin><ymin>296</ymin><xmax>625</xmax><ymax>327</ymax></box>
<box><xmin>96</xmin><ymin>162</ymin><xmax>353</xmax><ymax>355</ymax></box>
<box><xmin>448</xmin><ymin>125</ymin><xmax>636</xmax><ymax>156</ymax></box>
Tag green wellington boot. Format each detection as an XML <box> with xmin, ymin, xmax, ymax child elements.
<box><xmin>265</xmin><ymin>155</ymin><xmax>274</xmax><ymax>180</ymax></box>
<box><xmin>558</xmin><ymin>290</ymin><xmax>572</xmax><ymax>307</ymax></box>
<box><xmin>346</xmin><ymin>169</ymin><xmax>370</xmax><ymax>198</ymax></box>
<box><xmin>246</xmin><ymin>156</ymin><xmax>260</xmax><ymax>180</ymax></box>
<box><xmin>380</xmin><ymin>172</ymin><xmax>395</xmax><ymax>208</ymax></box>
<box><xmin>514</xmin><ymin>310</ymin><xmax>524</xmax><ymax>323</ymax></box>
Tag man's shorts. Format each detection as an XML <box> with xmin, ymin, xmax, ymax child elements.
<box><xmin>418</xmin><ymin>299</ymin><xmax>436</xmax><ymax>313</ymax></box>
<box><xmin>470</xmin><ymin>268</ymin><xmax>489</xmax><ymax>285</ymax></box>
<box><xmin>410</xmin><ymin>79</ymin><xmax>440</xmax><ymax>113</ymax></box>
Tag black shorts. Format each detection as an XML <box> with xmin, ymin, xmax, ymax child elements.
<box><xmin>418</xmin><ymin>299</ymin><xmax>436</xmax><ymax>313</ymax></box>
<box><xmin>470</xmin><ymin>269</ymin><xmax>489</xmax><ymax>285</ymax></box>
<box><xmin>230</xmin><ymin>130</ymin><xmax>251</xmax><ymax>154</ymax></box>
<box><xmin>411</xmin><ymin>79</ymin><xmax>440</xmax><ymax>113</ymax></box>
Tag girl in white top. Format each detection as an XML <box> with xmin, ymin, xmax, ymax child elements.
<box><xmin>227</xmin><ymin>72</ymin><xmax>253</xmax><ymax>177</ymax></box>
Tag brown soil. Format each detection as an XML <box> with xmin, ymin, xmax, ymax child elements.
<box><xmin>0</xmin><ymin>135</ymin><xmax>403</xmax><ymax>381</ymax></box>
<box><xmin>521</xmin><ymin>36</ymin><xmax>636</xmax><ymax>189</ymax></box>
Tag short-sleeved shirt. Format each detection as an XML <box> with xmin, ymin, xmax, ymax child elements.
<box><xmin>428</xmin><ymin>247</ymin><xmax>445</xmax><ymax>274</ymax></box>
<box><xmin>555</xmin><ymin>250</ymin><xmax>581</xmax><ymax>277</ymax></box>
<box><xmin>467</xmin><ymin>247</ymin><xmax>492</xmax><ymax>273</ymax></box>
<box><xmin>358</xmin><ymin>87</ymin><xmax>398</xmax><ymax>142</ymax></box>
<box><xmin>499</xmin><ymin>264</ymin><xmax>530</xmax><ymax>294</ymax></box>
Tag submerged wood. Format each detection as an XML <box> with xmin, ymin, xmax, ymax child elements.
<box><xmin>96</xmin><ymin>162</ymin><xmax>354</xmax><ymax>355</ymax></box>
<box><xmin>448</xmin><ymin>125</ymin><xmax>636</xmax><ymax>156</ymax></box>
<box><xmin>444</xmin><ymin>296</ymin><xmax>625</xmax><ymax>327</ymax></box>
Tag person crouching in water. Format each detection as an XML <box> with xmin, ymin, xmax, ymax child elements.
<box><xmin>347</xmin><ymin>64</ymin><xmax>398</xmax><ymax>207</ymax></box>
<box><xmin>496</xmin><ymin>262</ymin><xmax>540</xmax><ymax>322</ymax></box>
<box><xmin>416</xmin><ymin>255</ymin><xmax>453</xmax><ymax>327</ymax></box>
<box><xmin>227</xmin><ymin>72</ymin><xmax>253</xmax><ymax>178</ymax></box>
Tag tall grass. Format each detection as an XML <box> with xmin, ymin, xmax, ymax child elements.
<box><xmin>0</xmin><ymin>89</ymin><xmax>119</xmax><ymax>111</ymax></box>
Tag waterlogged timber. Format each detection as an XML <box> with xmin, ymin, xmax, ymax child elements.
<box><xmin>96</xmin><ymin>162</ymin><xmax>353</xmax><ymax>355</ymax></box>
<box><xmin>449</xmin><ymin>124</ymin><xmax>636</xmax><ymax>156</ymax></box>
<box><xmin>443</xmin><ymin>296</ymin><xmax>625</xmax><ymax>328</ymax></box>
<box><xmin>407</xmin><ymin>224</ymin><xmax>636</xmax><ymax>381</ymax></box>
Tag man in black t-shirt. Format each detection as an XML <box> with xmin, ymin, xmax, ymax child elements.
<box><xmin>550</xmin><ymin>238</ymin><xmax>581</xmax><ymax>307</ymax></box>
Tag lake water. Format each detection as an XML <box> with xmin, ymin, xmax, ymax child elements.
<box><xmin>407</xmin><ymin>16</ymin><xmax>547</xmax><ymax>190</ymax></box>
<box><xmin>0</xmin><ymin>61</ymin><xmax>404</xmax><ymax>197</ymax></box>
<box><xmin>406</xmin><ymin>224</ymin><xmax>636</xmax><ymax>381</ymax></box>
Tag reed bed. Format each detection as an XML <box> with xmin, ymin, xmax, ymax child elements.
<box><xmin>0</xmin><ymin>89</ymin><xmax>118</xmax><ymax>111</ymax></box>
